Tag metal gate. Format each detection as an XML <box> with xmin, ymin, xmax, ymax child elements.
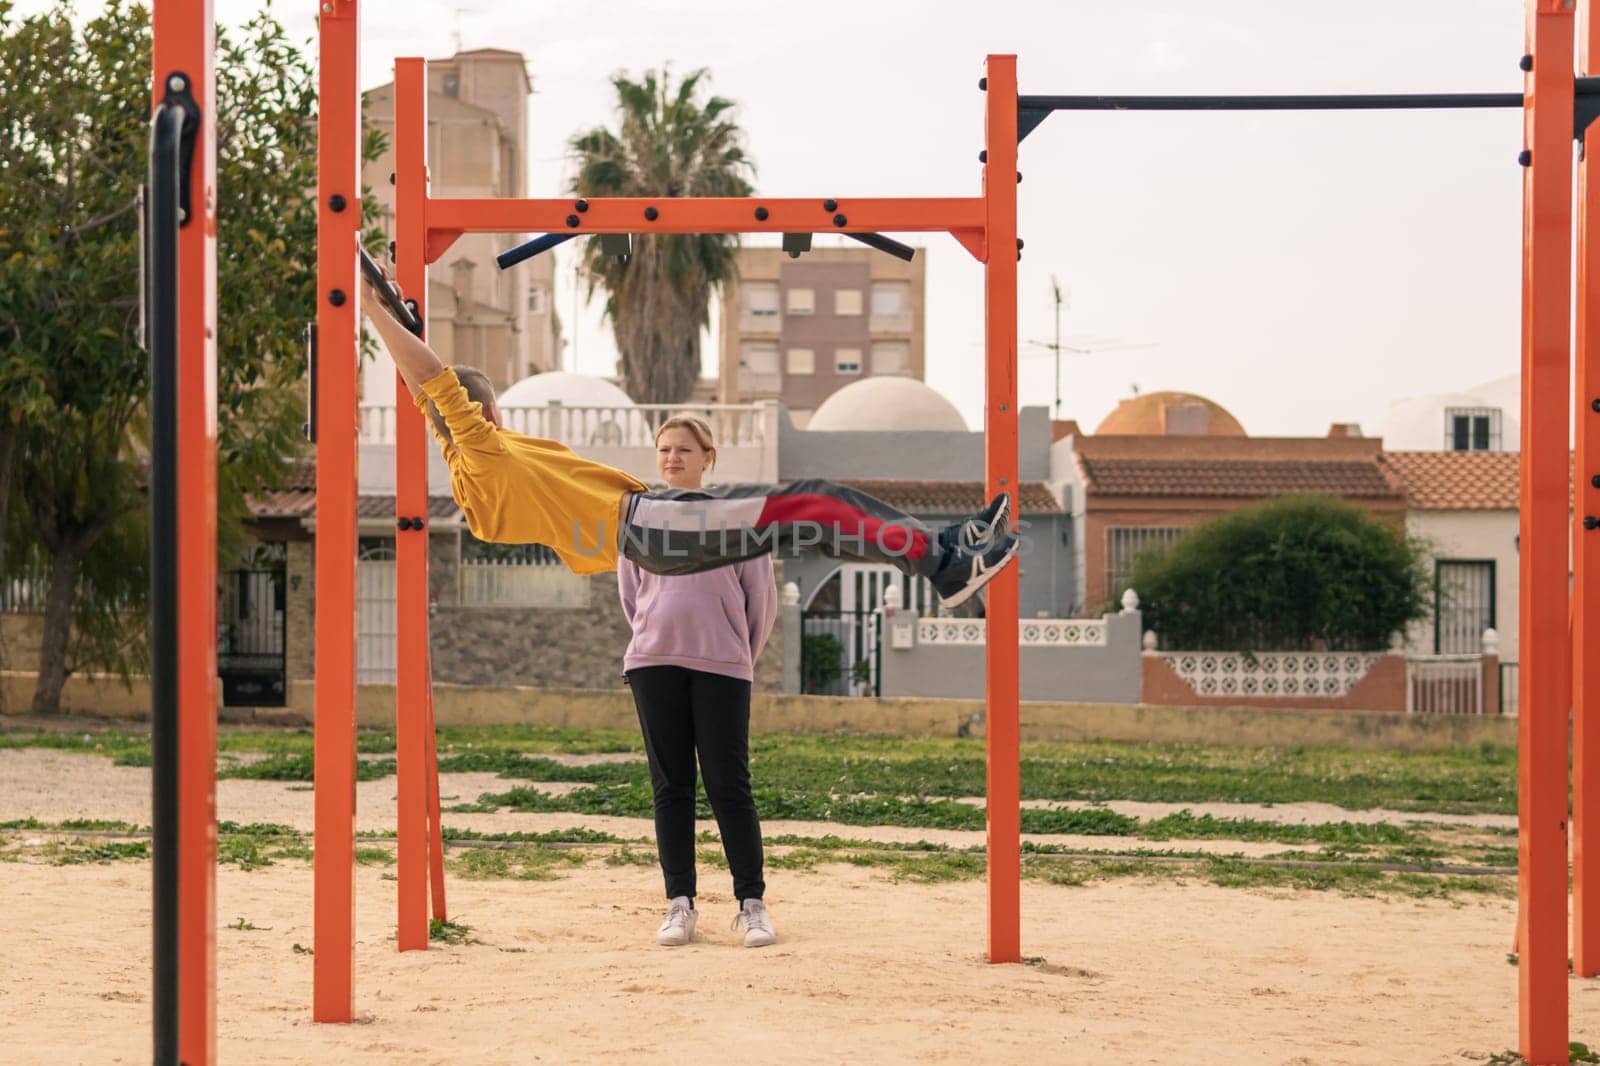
<box><xmin>798</xmin><ymin>564</ymin><xmax>926</xmax><ymax>698</ymax></box>
<box><xmin>218</xmin><ymin>569</ymin><xmax>286</xmax><ymax>706</ymax></box>
<box><xmin>357</xmin><ymin>542</ymin><xmax>397</xmax><ymax>684</ymax></box>
<box><xmin>800</xmin><ymin>609</ymin><xmax>882</xmax><ymax>696</ymax></box>
<box><xmin>1405</xmin><ymin>654</ymin><xmax>1484</xmax><ymax>714</ymax></box>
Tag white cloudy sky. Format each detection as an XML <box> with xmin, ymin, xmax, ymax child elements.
<box><xmin>52</xmin><ymin>0</ymin><xmax>1531</xmax><ymax>435</ymax></box>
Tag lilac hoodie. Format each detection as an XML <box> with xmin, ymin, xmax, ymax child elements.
<box><xmin>617</xmin><ymin>554</ymin><xmax>777</xmax><ymax>682</ymax></box>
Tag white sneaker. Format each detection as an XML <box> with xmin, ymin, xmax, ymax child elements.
<box><xmin>657</xmin><ymin>896</ymin><xmax>696</xmax><ymax>946</ymax></box>
<box><xmin>732</xmin><ymin>898</ymin><xmax>776</xmax><ymax>948</ymax></box>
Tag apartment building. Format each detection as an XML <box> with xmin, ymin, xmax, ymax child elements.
<box><xmin>361</xmin><ymin>48</ymin><xmax>559</xmax><ymax>400</ymax></box>
<box><xmin>716</xmin><ymin>246</ymin><xmax>926</xmax><ymax>426</ymax></box>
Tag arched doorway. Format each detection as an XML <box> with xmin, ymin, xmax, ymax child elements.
<box><xmin>800</xmin><ymin>565</ymin><xmax>934</xmax><ymax>696</ymax></box>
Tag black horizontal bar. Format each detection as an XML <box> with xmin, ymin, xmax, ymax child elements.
<box><xmin>844</xmin><ymin>231</ymin><xmax>917</xmax><ymax>262</ymax></box>
<box><xmin>495</xmin><ymin>232</ymin><xmax>576</xmax><ymax>270</ymax></box>
<box><xmin>1021</xmin><ymin>91</ymin><xmax>1525</xmax><ymax>112</ymax></box>
<box><xmin>1021</xmin><ymin>79</ymin><xmax>1600</xmax><ymax>114</ymax></box>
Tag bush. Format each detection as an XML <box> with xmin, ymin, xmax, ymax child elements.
<box><xmin>1126</xmin><ymin>496</ymin><xmax>1429</xmax><ymax>651</ymax></box>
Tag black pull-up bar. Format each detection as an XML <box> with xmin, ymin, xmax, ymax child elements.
<box><xmin>1017</xmin><ymin>78</ymin><xmax>1600</xmax><ymax>142</ymax></box>
<box><xmin>145</xmin><ymin>75</ymin><xmax>191</xmax><ymax>1066</ymax></box>
<box><xmin>358</xmin><ymin>247</ymin><xmax>423</xmax><ymax>336</ymax></box>
<box><xmin>496</xmin><ymin>228</ymin><xmax>916</xmax><ymax>269</ymax></box>
<box><xmin>495</xmin><ymin>231</ymin><xmax>576</xmax><ymax>271</ymax></box>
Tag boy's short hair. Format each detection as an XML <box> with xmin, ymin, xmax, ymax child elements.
<box><xmin>426</xmin><ymin>365</ymin><xmax>497</xmax><ymax>442</ymax></box>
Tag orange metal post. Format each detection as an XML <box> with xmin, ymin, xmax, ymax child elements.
<box><xmin>1578</xmin><ymin>0</ymin><xmax>1600</xmax><ymax>983</ymax></box>
<box><xmin>394</xmin><ymin>57</ymin><xmax>433</xmax><ymax>953</ymax></box>
<box><xmin>152</xmin><ymin>0</ymin><xmax>218</xmax><ymax>1060</ymax></box>
<box><xmin>426</xmin><ymin>675</ymin><xmax>448</xmax><ymax>921</ymax></box>
<box><xmin>981</xmin><ymin>54</ymin><xmax>1022</xmax><ymax>965</ymax></box>
<box><xmin>1519</xmin><ymin>2</ymin><xmax>1575</xmax><ymax>1060</ymax></box>
<box><xmin>312</xmin><ymin>0</ymin><xmax>361</xmax><ymax>1023</ymax></box>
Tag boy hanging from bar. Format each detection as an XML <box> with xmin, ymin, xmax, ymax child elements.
<box><xmin>359</xmin><ymin>272</ymin><xmax>1019</xmax><ymax>609</ymax></box>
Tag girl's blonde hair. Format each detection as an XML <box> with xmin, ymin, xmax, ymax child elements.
<box><xmin>654</xmin><ymin>414</ymin><xmax>717</xmax><ymax>471</ymax></box>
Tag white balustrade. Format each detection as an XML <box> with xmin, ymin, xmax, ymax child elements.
<box><xmin>359</xmin><ymin>401</ymin><xmax>771</xmax><ymax>448</ymax></box>
<box><xmin>1161</xmin><ymin>651</ymin><xmax>1383</xmax><ymax>698</ymax></box>
<box><xmin>916</xmin><ymin>617</ymin><xmax>1109</xmax><ymax>647</ymax></box>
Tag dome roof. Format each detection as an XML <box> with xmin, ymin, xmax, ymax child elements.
<box><xmin>1094</xmin><ymin>391</ymin><xmax>1245</xmax><ymax>437</ymax></box>
<box><xmin>807</xmin><ymin>377</ymin><xmax>968</xmax><ymax>432</ymax></box>
<box><xmin>496</xmin><ymin>371</ymin><xmax>635</xmax><ymax>408</ymax></box>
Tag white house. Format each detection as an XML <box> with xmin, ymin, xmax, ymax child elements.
<box><xmin>1379</xmin><ymin>374</ymin><xmax>1520</xmax><ymax>453</ymax></box>
<box><xmin>1379</xmin><ymin>451</ymin><xmax>1521</xmax><ymax>670</ymax></box>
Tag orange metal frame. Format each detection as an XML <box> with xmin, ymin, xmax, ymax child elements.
<box><xmin>148</xmin><ymin>0</ymin><xmax>1591</xmax><ymax>1057</ymax></box>
<box><xmin>385</xmin><ymin>52</ymin><xmax>1023</xmax><ymax>969</ymax></box>
<box><xmin>1522</xmin><ymin>4</ymin><xmax>1577</xmax><ymax>1064</ymax></box>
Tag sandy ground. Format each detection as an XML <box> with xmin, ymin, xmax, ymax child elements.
<box><xmin>0</xmin><ymin>855</ymin><xmax>1573</xmax><ymax>1065</ymax></box>
<box><xmin>0</xmin><ymin>747</ymin><xmax>1574</xmax><ymax>1064</ymax></box>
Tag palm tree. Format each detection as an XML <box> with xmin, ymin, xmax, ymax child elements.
<box><xmin>569</xmin><ymin>68</ymin><xmax>754</xmax><ymax>403</ymax></box>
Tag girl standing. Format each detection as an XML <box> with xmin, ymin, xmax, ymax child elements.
<box><xmin>618</xmin><ymin>415</ymin><xmax>778</xmax><ymax>948</ymax></box>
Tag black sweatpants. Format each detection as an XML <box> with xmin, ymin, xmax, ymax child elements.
<box><xmin>626</xmin><ymin>665</ymin><xmax>765</xmax><ymax>904</ymax></box>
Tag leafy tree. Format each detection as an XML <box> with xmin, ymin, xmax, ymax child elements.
<box><xmin>1125</xmin><ymin>496</ymin><xmax>1430</xmax><ymax>652</ymax></box>
<box><xmin>569</xmin><ymin>68</ymin><xmax>754</xmax><ymax>403</ymax></box>
<box><xmin>0</xmin><ymin>2</ymin><xmax>381</xmax><ymax>711</ymax></box>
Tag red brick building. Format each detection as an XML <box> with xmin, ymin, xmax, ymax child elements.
<box><xmin>1054</xmin><ymin>392</ymin><xmax>1406</xmax><ymax>611</ymax></box>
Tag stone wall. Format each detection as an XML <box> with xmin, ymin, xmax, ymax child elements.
<box><xmin>429</xmin><ymin>561</ymin><xmax>787</xmax><ymax>693</ymax></box>
<box><xmin>285</xmin><ymin>540</ymin><xmax>313</xmax><ymax>680</ymax></box>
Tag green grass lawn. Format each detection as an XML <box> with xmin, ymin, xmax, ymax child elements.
<box><xmin>0</xmin><ymin>720</ymin><xmax>1522</xmax><ymax>897</ymax></box>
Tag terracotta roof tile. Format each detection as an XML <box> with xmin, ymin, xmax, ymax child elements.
<box><xmin>1077</xmin><ymin>457</ymin><xmax>1401</xmax><ymax>499</ymax></box>
<box><xmin>247</xmin><ymin>492</ymin><xmax>459</xmax><ymax>521</ymax></box>
<box><xmin>1380</xmin><ymin>451</ymin><xmax>1522</xmax><ymax>510</ymax></box>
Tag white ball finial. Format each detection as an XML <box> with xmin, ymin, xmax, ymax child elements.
<box><xmin>1142</xmin><ymin>630</ymin><xmax>1158</xmax><ymax>652</ymax></box>
<box><xmin>1121</xmin><ymin>588</ymin><xmax>1140</xmax><ymax>613</ymax></box>
<box><xmin>1482</xmin><ymin>627</ymin><xmax>1500</xmax><ymax>656</ymax></box>
<box><xmin>781</xmin><ymin>581</ymin><xmax>800</xmax><ymax>606</ymax></box>
<box><xmin>883</xmin><ymin>585</ymin><xmax>903</xmax><ymax>610</ymax></box>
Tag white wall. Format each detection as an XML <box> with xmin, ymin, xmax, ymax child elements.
<box><xmin>1380</xmin><ymin>374</ymin><xmax>1520</xmax><ymax>452</ymax></box>
<box><xmin>1404</xmin><ymin>509</ymin><xmax>1521</xmax><ymax>661</ymax></box>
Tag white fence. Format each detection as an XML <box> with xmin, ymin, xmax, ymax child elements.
<box><xmin>456</xmin><ymin>558</ymin><xmax>588</xmax><ymax>608</ymax></box>
<box><xmin>1156</xmin><ymin>651</ymin><xmax>1382</xmax><ymax>699</ymax></box>
<box><xmin>1405</xmin><ymin>655</ymin><xmax>1484</xmax><ymax>715</ymax></box>
<box><xmin>360</xmin><ymin>401</ymin><xmax>771</xmax><ymax>448</ymax></box>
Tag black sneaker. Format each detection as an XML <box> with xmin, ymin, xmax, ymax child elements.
<box><xmin>931</xmin><ymin>529</ymin><xmax>1021</xmax><ymax>609</ymax></box>
<box><xmin>937</xmin><ymin>492</ymin><xmax>1010</xmax><ymax>553</ymax></box>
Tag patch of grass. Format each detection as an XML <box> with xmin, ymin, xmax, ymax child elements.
<box><xmin>605</xmin><ymin>846</ymin><xmax>657</xmax><ymax>867</ymax></box>
<box><xmin>436</xmin><ymin>724</ymin><xmax>641</xmax><ymax>756</ymax></box>
<box><xmin>1138</xmin><ymin>810</ymin><xmax>1414</xmax><ymax>846</ymax></box>
<box><xmin>0</xmin><ymin>730</ymin><xmax>149</xmax><ymax>761</ymax></box>
<box><xmin>354</xmin><ymin>846</ymin><xmax>392</xmax><ymax>866</ymax></box>
<box><xmin>428</xmin><ymin>917</ymin><xmax>477</xmax><ymax>945</ymax></box>
<box><xmin>0</xmin><ymin>724</ymin><xmax>1526</xmax><ymax>814</ymax></box>
<box><xmin>229</xmin><ymin>917</ymin><xmax>265</xmax><ymax>931</ymax></box>
<box><xmin>447</xmin><ymin>846</ymin><xmax>585</xmax><ymax>882</ymax></box>
<box><xmin>218</xmin><ymin>754</ymin><xmax>394</xmax><ymax>782</ymax></box>
<box><xmin>48</xmin><ymin>839</ymin><xmax>150</xmax><ymax>865</ymax></box>
<box><xmin>217</xmin><ymin>836</ymin><xmax>273</xmax><ymax>871</ymax></box>
<box><xmin>434</xmin><ymin>826</ymin><xmax>626</xmax><ymax>846</ymax></box>
<box><xmin>291</xmin><ymin>943</ymin><xmax>312</xmax><ymax>956</ymax></box>
<box><xmin>1484</xmin><ymin>1044</ymin><xmax>1600</xmax><ymax>1065</ymax></box>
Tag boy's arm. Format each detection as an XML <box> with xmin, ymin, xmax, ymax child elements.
<box><xmin>360</xmin><ymin>274</ymin><xmax>444</xmax><ymax>399</ymax></box>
